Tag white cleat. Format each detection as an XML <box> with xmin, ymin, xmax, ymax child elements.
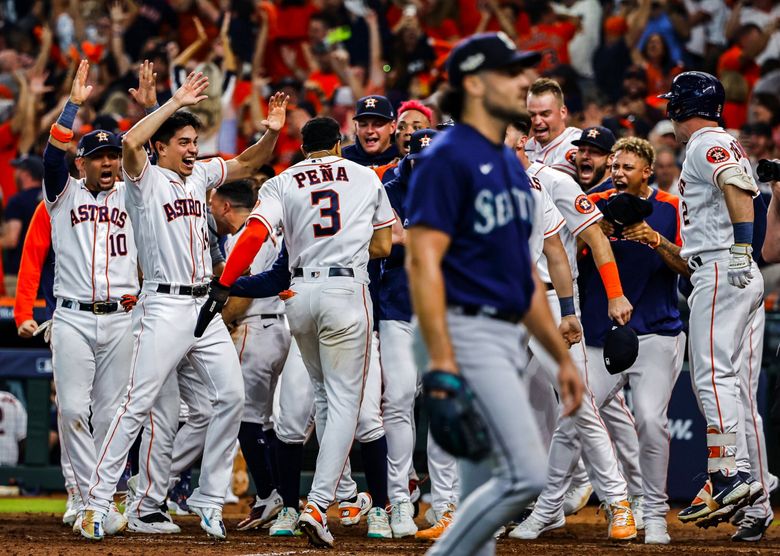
<box><xmin>105</xmin><ymin>502</ymin><xmax>128</xmax><ymax>535</ymax></box>
<box><xmin>563</xmin><ymin>482</ymin><xmax>593</xmax><ymax>516</ymax></box>
<box><xmin>237</xmin><ymin>489</ymin><xmax>284</xmax><ymax>531</ymax></box>
<box><xmin>190</xmin><ymin>504</ymin><xmax>227</xmax><ymax>540</ymax></box>
<box><xmin>390</xmin><ymin>501</ymin><xmax>418</xmax><ymax>538</ymax></box>
<box><xmin>127</xmin><ymin>511</ymin><xmax>181</xmax><ymax>534</ymax></box>
<box><xmin>298</xmin><ymin>503</ymin><xmax>333</xmax><ymax>548</ymax></box>
<box><xmin>79</xmin><ymin>509</ymin><xmax>106</xmax><ymax>541</ymax></box>
<box><xmin>508</xmin><ymin>513</ymin><xmax>566</xmax><ymax>540</ymax></box>
<box><xmin>270</xmin><ymin>506</ymin><xmax>301</xmax><ymax>536</ymax></box>
<box><xmin>366</xmin><ymin>507</ymin><xmax>392</xmax><ymax>539</ymax></box>
<box><xmin>62</xmin><ymin>487</ymin><xmax>80</xmax><ymax>526</ymax></box>
<box><xmin>339</xmin><ymin>491</ymin><xmax>372</xmax><ymax>526</ymax></box>
<box><xmin>629</xmin><ymin>495</ymin><xmax>645</xmax><ymax>530</ymax></box>
<box><xmin>644</xmin><ymin>518</ymin><xmax>670</xmax><ymax>544</ymax></box>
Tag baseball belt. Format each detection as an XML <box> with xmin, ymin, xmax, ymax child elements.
<box><xmin>155</xmin><ymin>283</ymin><xmax>209</xmax><ymax>296</ymax></box>
<box><xmin>60</xmin><ymin>299</ymin><xmax>120</xmax><ymax>315</ymax></box>
<box><xmin>292</xmin><ymin>267</ymin><xmax>354</xmax><ymax>278</ymax></box>
<box><xmin>448</xmin><ymin>303</ymin><xmax>524</xmax><ymax>324</ymax></box>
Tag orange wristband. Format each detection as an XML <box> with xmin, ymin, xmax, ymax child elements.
<box><xmin>50</xmin><ymin>124</ymin><xmax>74</xmax><ymax>143</ymax></box>
<box><xmin>598</xmin><ymin>261</ymin><xmax>624</xmax><ymax>300</ymax></box>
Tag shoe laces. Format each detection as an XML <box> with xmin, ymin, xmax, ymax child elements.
<box><xmin>394</xmin><ymin>502</ymin><xmax>412</xmax><ymax>520</ymax></box>
<box><xmin>609</xmin><ymin>502</ymin><xmax>635</xmax><ymax>528</ymax></box>
<box><xmin>737</xmin><ymin>514</ymin><xmax>762</xmax><ymax>529</ymax></box>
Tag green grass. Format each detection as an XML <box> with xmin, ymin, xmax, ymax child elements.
<box><xmin>0</xmin><ymin>498</ymin><xmax>66</xmax><ymax>513</ymax></box>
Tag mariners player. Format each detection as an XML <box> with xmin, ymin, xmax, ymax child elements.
<box><xmin>525</xmin><ymin>78</ymin><xmax>582</xmax><ymax>179</ymax></box>
<box><xmin>659</xmin><ymin>72</ymin><xmax>763</xmax><ymax>526</ymax></box>
<box><xmin>43</xmin><ymin>60</ymin><xmax>137</xmax><ymax>536</ymax></box>
<box><xmin>80</xmin><ymin>72</ymin><xmax>285</xmax><ymax>541</ymax></box>
<box><xmin>406</xmin><ymin>33</ymin><xmax>583</xmax><ymax>556</ymax></box>
<box><xmin>196</xmin><ymin>116</ymin><xmax>395</xmax><ymax>548</ymax></box>
<box><xmin>583</xmin><ymin>137</ymin><xmax>687</xmax><ymax>544</ymax></box>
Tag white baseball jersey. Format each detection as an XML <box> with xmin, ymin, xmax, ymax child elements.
<box><xmin>249</xmin><ymin>155</ymin><xmax>395</xmax><ymax>275</ymax></box>
<box><xmin>44</xmin><ymin>177</ymin><xmax>138</xmax><ymax>301</ymax></box>
<box><xmin>528</xmin><ymin>179</ymin><xmax>566</xmax><ymax>265</ymax></box>
<box><xmin>0</xmin><ymin>391</ymin><xmax>27</xmax><ymax>465</ymax></box>
<box><xmin>224</xmin><ymin>225</ymin><xmax>284</xmax><ymax>317</ymax></box>
<box><xmin>528</xmin><ymin>161</ymin><xmax>603</xmax><ymax>282</ymax></box>
<box><xmin>124</xmin><ymin>157</ymin><xmax>227</xmax><ymax>284</ymax></box>
<box><xmin>525</xmin><ymin>126</ymin><xmax>581</xmax><ymax>179</ymax></box>
<box><xmin>677</xmin><ymin>127</ymin><xmax>758</xmax><ymax>260</ymax></box>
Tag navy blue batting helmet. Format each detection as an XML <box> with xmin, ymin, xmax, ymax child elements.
<box><xmin>658</xmin><ymin>71</ymin><xmax>724</xmax><ymax>122</ymax></box>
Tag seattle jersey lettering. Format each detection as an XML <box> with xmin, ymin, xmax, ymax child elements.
<box><xmin>474</xmin><ymin>187</ymin><xmax>534</xmax><ymax>234</ymax></box>
<box><xmin>163</xmin><ymin>198</ymin><xmax>205</xmax><ymax>222</ymax></box>
<box><xmin>292</xmin><ymin>165</ymin><xmax>349</xmax><ymax>188</ymax></box>
<box><xmin>70</xmin><ymin>205</ymin><xmax>128</xmax><ymax>227</ymax></box>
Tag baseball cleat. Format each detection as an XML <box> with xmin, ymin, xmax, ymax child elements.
<box><xmin>629</xmin><ymin>495</ymin><xmax>644</xmax><ymax>530</ymax></box>
<box><xmin>237</xmin><ymin>489</ymin><xmax>284</xmax><ymax>531</ymax></box>
<box><xmin>127</xmin><ymin>511</ymin><xmax>181</xmax><ymax>534</ymax></box>
<box><xmin>105</xmin><ymin>503</ymin><xmax>128</xmax><ymax>535</ymax></box>
<box><xmin>563</xmin><ymin>482</ymin><xmax>593</xmax><ymax>516</ymax></box>
<box><xmin>390</xmin><ymin>501</ymin><xmax>417</xmax><ymax>537</ymax></box>
<box><xmin>79</xmin><ymin>509</ymin><xmax>106</xmax><ymax>541</ymax></box>
<box><xmin>731</xmin><ymin>514</ymin><xmax>772</xmax><ymax>542</ymax></box>
<box><xmin>678</xmin><ymin>471</ymin><xmax>750</xmax><ymax>527</ymax></box>
<box><xmin>298</xmin><ymin>502</ymin><xmax>334</xmax><ymax>548</ymax></box>
<box><xmin>606</xmin><ymin>500</ymin><xmax>637</xmax><ymax>541</ymax></box>
<box><xmin>62</xmin><ymin>486</ymin><xmax>80</xmax><ymax>526</ymax></box>
<box><xmin>741</xmin><ymin>473</ymin><xmax>766</xmax><ymax>507</ymax></box>
<box><xmin>123</xmin><ymin>474</ymin><xmax>138</xmax><ymax>517</ymax></box>
<box><xmin>269</xmin><ymin>506</ymin><xmax>301</xmax><ymax>536</ymax></box>
<box><xmin>339</xmin><ymin>491</ymin><xmax>372</xmax><ymax>526</ymax></box>
<box><xmin>167</xmin><ymin>479</ymin><xmax>192</xmax><ymax>515</ymax></box>
<box><xmin>366</xmin><ymin>507</ymin><xmax>392</xmax><ymax>539</ymax></box>
<box><xmin>189</xmin><ymin>504</ymin><xmax>227</xmax><ymax>540</ymax></box>
<box><xmin>415</xmin><ymin>505</ymin><xmax>454</xmax><ymax>540</ymax></box>
<box><xmin>643</xmin><ymin>518</ymin><xmax>670</xmax><ymax>545</ymax></box>
<box><xmin>507</xmin><ymin>512</ymin><xmax>565</xmax><ymax>539</ymax></box>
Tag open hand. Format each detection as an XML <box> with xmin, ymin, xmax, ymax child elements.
<box><xmin>128</xmin><ymin>59</ymin><xmax>158</xmax><ymax>108</ymax></box>
<box><xmin>173</xmin><ymin>71</ymin><xmax>209</xmax><ymax>108</ymax></box>
<box><xmin>70</xmin><ymin>59</ymin><xmax>94</xmax><ymax>105</ymax></box>
<box><xmin>261</xmin><ymin>92</ymin><xmax>289</xmax><ymax>132</ymax></box>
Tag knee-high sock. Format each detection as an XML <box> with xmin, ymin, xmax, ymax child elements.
<box><xmin>276</xmin><ymin>440</ymin><xmax>304</xmax><ymax>509</ymax></box>
<box><xmin>238</xmin><ymin>422</ymin><xmax>275</xmax><ymax>499</ymax></box>
<box><xmin>264</xmin><ymin>429</ymin><xmax>280</xmax><ymax>490</ymax></box>
<box><xmin>361</xmin><ymin>436</ymin><xmax>389</xmax><ymax>508</ymax></box>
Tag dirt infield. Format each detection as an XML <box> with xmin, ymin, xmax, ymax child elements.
<box><xmin>2</xmin><ymin>501</ymin><xmax>778</xmax><ymax>555</ymax></box>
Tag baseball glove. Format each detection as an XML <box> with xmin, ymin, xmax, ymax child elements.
<box><xmin>194</xmin><ymin>277</ymin><xmax>230</xmax><ymax>338</ymax></box>
<box><xmin>422</xmin><ymin>370</ymin><xmax>491</xmax><ymax>461</ymax></box>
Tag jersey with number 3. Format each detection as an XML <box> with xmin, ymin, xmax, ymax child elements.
<box><xmin>677</xmin><ymin>127</ymin><xmax>758</xmax><ymax>259</ymax></box>
<box><xmin>125</xmin><ymin>158</ymin><xmax>227</xmax><ymax>284</ymax></box>
<box><xmin>44</xmin><ymin>176</ymin><xmax>138</xmax><ymax>301</ymax></box>
<box><xmin>248</xmin><ymin>155</ymin><xmax>395</xmax><ymax>276</ymax></box>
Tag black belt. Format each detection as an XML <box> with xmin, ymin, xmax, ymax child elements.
<box><xmin>448</xmin><ymin>304</ymin><xmax>524</xmax><ymax>324</ymax></box>
<box><xmin>292</xmin><ymin>267</ymin><xmax>354</xmax><ymax>278</ymax></box>
<box><xmin>156</xmin><ymin>283</ymin><xmax>209</xmax><ymax>296</ymax></box>
<box><xmin>260</xmin><ymin>314</ymin><xmax>283</xmax><ymax>319</ymax></box>
<box><xmin>543</xmin><ymin>282</ymin><xmax>555</xmax><ymax>291</ymax></box>
<box><xmin>61</xmin><ymin>299</ymin><xmax>120</xmax><ymax>315</ymax></box>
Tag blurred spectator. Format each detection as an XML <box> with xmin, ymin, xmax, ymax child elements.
<box><xmin>726</xmin><ymin>0</ymin><xmax>780</xmax><ymax>66</ymax></box>
<box><xmin>1</xmin><ymin>155</ymin><xmax>43</xmax><ymax>292</ymax></box>
<box><xmin>635</xmin><ymin>0</ymin><xmax>688</xmax><ymax>66</ymax></box>
<box><xmin>740</xmin><ymin>122</ymin><xmax>776</xmax><ymax>195</ymax></box>
<box><xmin>682</xmin><ymin>0</ymin><xmax>728</xmax><ymax>72</ymax></box>
<box><xmin>517</xmin><ymin>1</ymin><xmax>577</xmax><ymax>72</ymax></box>
<box><xmin>553</xmin><ymin>0</ymin><xmax>603</xmax><ymax>82</ymax></box>
<box><xmin>592</xmin><ymin>15</ymin><xmax>636</xmax><ymax>103</ymax></box>
<box><xmin>0</xmin><ymin>388</ymin><xmax>27</xmax><ymax>466</ymax></box>
<box><xmin>604</xmin><ymin>65</ymin><xmax>664</xmax><ymax>139</ymax></box>
<box><xmin>652</xmin><ymin>146</ymin><xmax>681</xmax><ymax>193</ymax></box>
<box><xmin>635</xmin><ymin>32</ymin><xmax>684</xmax><ymax>98</ymax></box>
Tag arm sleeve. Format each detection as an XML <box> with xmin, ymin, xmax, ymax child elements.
<box><xmin>406</xmin><ymin>152</ymin><xmax>465</xmax><ymax>235</ymax></box>
<box><xmin>207</xmin><ymin>213</ymin><xmax>225</xmax><ymax>265</ymax></box>
<box><xmin>231</xmin><ymin>243</ymin><xmax>292</xmax><ymax>298</ymax></box>
<box><xmin>13</xmin><ymin>202</ymin><xmax>51</xmax><ymax>328</ymax></box>
<box><xmin>42</xmin><ymin>142</ymin><xmax>72</xmax><ymax>204</ymax></box>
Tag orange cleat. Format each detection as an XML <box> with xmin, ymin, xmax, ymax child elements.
<box><xmin>607</xmin><ymin>500</ymin><xmax>637</xmax><ymax>541</ymax></box>
<box><xmin>415</xmin><ymin>507</ymin><xmax>454</xmax><ymax>540</ymax></box>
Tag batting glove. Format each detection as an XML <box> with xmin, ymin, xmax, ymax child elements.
<box><xmin>727</xmin><ymin>244</ymin><xmax>753</xmax><ymax>288</ymax></box>
<box><xmin>120</xmin><ymin>294</ymin><xmax>139</xmax><ymax>312</ymax></box>
<box><xmin>194</xmin><ymin>277</ymin><xmax>231</xmax><ymax>337</ymax></box>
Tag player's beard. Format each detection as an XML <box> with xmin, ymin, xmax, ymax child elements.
<box><xmin>585</xmin><ymin>165</ymin><xmax>607</xmax><ymax>189</ymax></box>
<box><xmin>483</xmin><ymin>95</ymin><xmax>525</xmax><ymax>123</ymax></box>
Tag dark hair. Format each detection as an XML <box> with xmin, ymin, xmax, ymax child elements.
<box><xmin>301</xmin><ymin>117</ymin><xmax>341</xmax><ymax>152</ymax></box>
<box><xmin>438</xmin><ymin>85</ymin><xmax>464</xmax><ymax>121</ymax></box>
<box><xmin>510</xmin><ymin>112</ymin><xmax>532</xmax><ymax>135</ymax></box>
<box><xmin>151</xmin><ymin>111</ymin><xmax>202</xmax><ymax>149</ymax></box>
<box><xmin>213</xmin><ymin>179</ymin><xmax>257</xmax><ymax>208</ymax></box>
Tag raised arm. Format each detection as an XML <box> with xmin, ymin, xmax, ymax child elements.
<box><xmin>122</xmin><ymin>70</ymin><xmax>209</xmax><ymax>178</ymax></box>
<box><xmin>225</xmin><ymin>92</ymin><xmax>287</xmax><ymax>181</ymax></box>
<box><xmin>128</xmin><ymin>59</ymin><xmax>160</xmax><ymax>113</ymax></box>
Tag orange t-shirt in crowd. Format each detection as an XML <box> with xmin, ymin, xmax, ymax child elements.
<box><xmin>718</xmin><ymin>46</ymin><xmax>760</xmax><ymax>89</ymax></box>
<box><xmin>0</xmin><ymin>121</ymin><xmax>19</xmax><ymax>205</ymax></box>
<box><xmin>13</xmin><ymin>201</ymin><xmax>50</xmax><ymax>326</ymax></box>
<box><xmin>457</xmin><ymin>0</ymin><xmax>530</xmax><ymax>37</ymax></box>
<box><xmin>518</xmin><ymin>22</ymin><xmax>576</xmax><ymax>71</ymax></box>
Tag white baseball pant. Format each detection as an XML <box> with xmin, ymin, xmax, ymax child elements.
<box><xmin>688</xmin><ymin>259</ymin><xmax>763</xmax><ymax>475</ymax></box>
<box><xmin>51</xmin><ymin>306</ymin><xmax>133</xmax><ymax>512</ymax></box>
<box><xmin>427</xmin><ymin>430</ymin><xmax>459</xmax><ymax>517</ymax></box>
<box><xmin>586</xmin><ymin>332</ymin><xmax>685</xmax><ymax>521</ymax></box>
<box><xmin>85</xmin><ymin>291</ymin><xmax>244</xmax><ymax>513</ymax></box>
<box><xmin>273</xmin><ymin>337</ymin><xmax>315</xmax><ymax>445</ymax></box>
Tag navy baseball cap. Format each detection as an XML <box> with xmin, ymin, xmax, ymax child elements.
<box><xmin>353</xmin><ymin>95</ymin><xmax>395</xmax><ymax>121</ymax></box>
<box><xmin>572</xmin><ymin>126</ymin><xmax>616</xmax><ymax>153</ymax></box>
<box><xmin>603</xmin><ymin>324</ymin><xmax>639</xmax><ymax>375</ymax></box>
<box><xmin>408</xmin><ymin>129</ymin><xmax>438</xmax><ymax>160</ymax></box>
<box><xmin>77</xmin><ymin>129</ymin><xmax>122</xmax><ymax>158</ymax></box>
<box><xmin>447</xmin><ymin>32</ymin><xmax>541</xmax><ymax>88</ymax></box>
<box><xmin>11</xmin><ymin>155</ymin><xmax>44</xmax><ymax>181</ymax></box>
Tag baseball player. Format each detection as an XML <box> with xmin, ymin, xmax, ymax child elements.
<box><xmin>525</xmin><ymin>78</ymin><xmax>582</xmax><ymax>179</ymax></box>
<box><xmin>583</xmin><ymin>137</ymin><xmax>687</xmax><ymax>544</ymax></box>
<box><xmin>505</xmin><ymin>116</ymin><xmax>638</xmax><ymax>541</ymax></box>
<box><xmin>575</xmin><ymin>126</ymin><xmax>616</xmax><ymax>193</ymax></box>
<box><xmin>407</xmin><ymin>33</ymin><xmax>583</xmax><ymax>556</ymax></box>
<box><xmin>374</xmin><ymin>100</ymin><xmax>434</xmax><ymax>182</ymax></box>
<box><xmin>196</xmin><ymin>116</ymin><xmax>395</xmax><ymax>548</ymax></box>
<box><xmin>43</xmin><ymin>60</ymin><xmax>137</xmax><ymax>537</ymax></box>
<box><xmin>658</xmin><ymin>71</ymin><xmax>763</xmax><ymax>527</ymax></box>
<box><xmin>0</xmin><ymin>388</ymin><xmax>27</xmax><ymax>466</ymax></box>
<box><xmin>80</xmin><ymin>71</ymin><xmax>285</xmax><ymax>541</ymax></box>
<box><xmin>342</xmin><ymin>95</ymin><xmax>400</xmax><ymax>167</ymax></box>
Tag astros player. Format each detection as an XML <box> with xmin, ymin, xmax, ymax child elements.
<box><xmin>43</xmin><ymin>60</ymin><xmax>137</xmax><ymax>536</ymax></box>
<box><xmin>0</xmin><ymin>388</ymin><xmax>27</xmax><ymax>466</ymax></box>
<box><xmin>406</xmin><ymin>33</ymin><xmax>582</xmax><ymax>556</ymax></box>
<box><xmin>583</xmin><ymin>137</ymin><xmax>687</xmax><ymax>544</ymax></box>
<box><xmin>80</xmin><ymin>72</ymin><xmax>285</xmax><ymax>541</ymax></box>
<box><xmin>373</xmin><ymin>100</ymin><xmax>434</xmax><ymax>182</ymax></box>
<box><xmin>196</xmin><ymin>116</ymin><xmax>395</xmax><ymax>548</ymax></box>
<box><xmin>506</xmin><ymin>115</ymin><xmax>637</xmax><ymax>542</ymax></box>
<box><xmin>525</xmin><ymin>78</ymin><xmax>582</xmax><ymax>179</ymax></box>
<box><xmin>659</xmin><ymin>72</ymin><xmax>763</xmax><ymax>527</ymax></box>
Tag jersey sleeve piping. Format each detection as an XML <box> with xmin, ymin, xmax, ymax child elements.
<box><xmin>373</xmin><ymin>216</ymin><xmax>397</xmax><ymax>229</ymax></box>
<box><xmin>126</xmin><ymin>157</ymin><xmax>150</xmax><ymax>184</ymax></box>
<box><xmin>571</xmin><ymin>210</ymin><xmax>603</xmax><ymax>236</ymax></box>
<box><xmin>544</xmin><ymin>217</ymin><xmax>566</xmax><ymax>238</ymax></box>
